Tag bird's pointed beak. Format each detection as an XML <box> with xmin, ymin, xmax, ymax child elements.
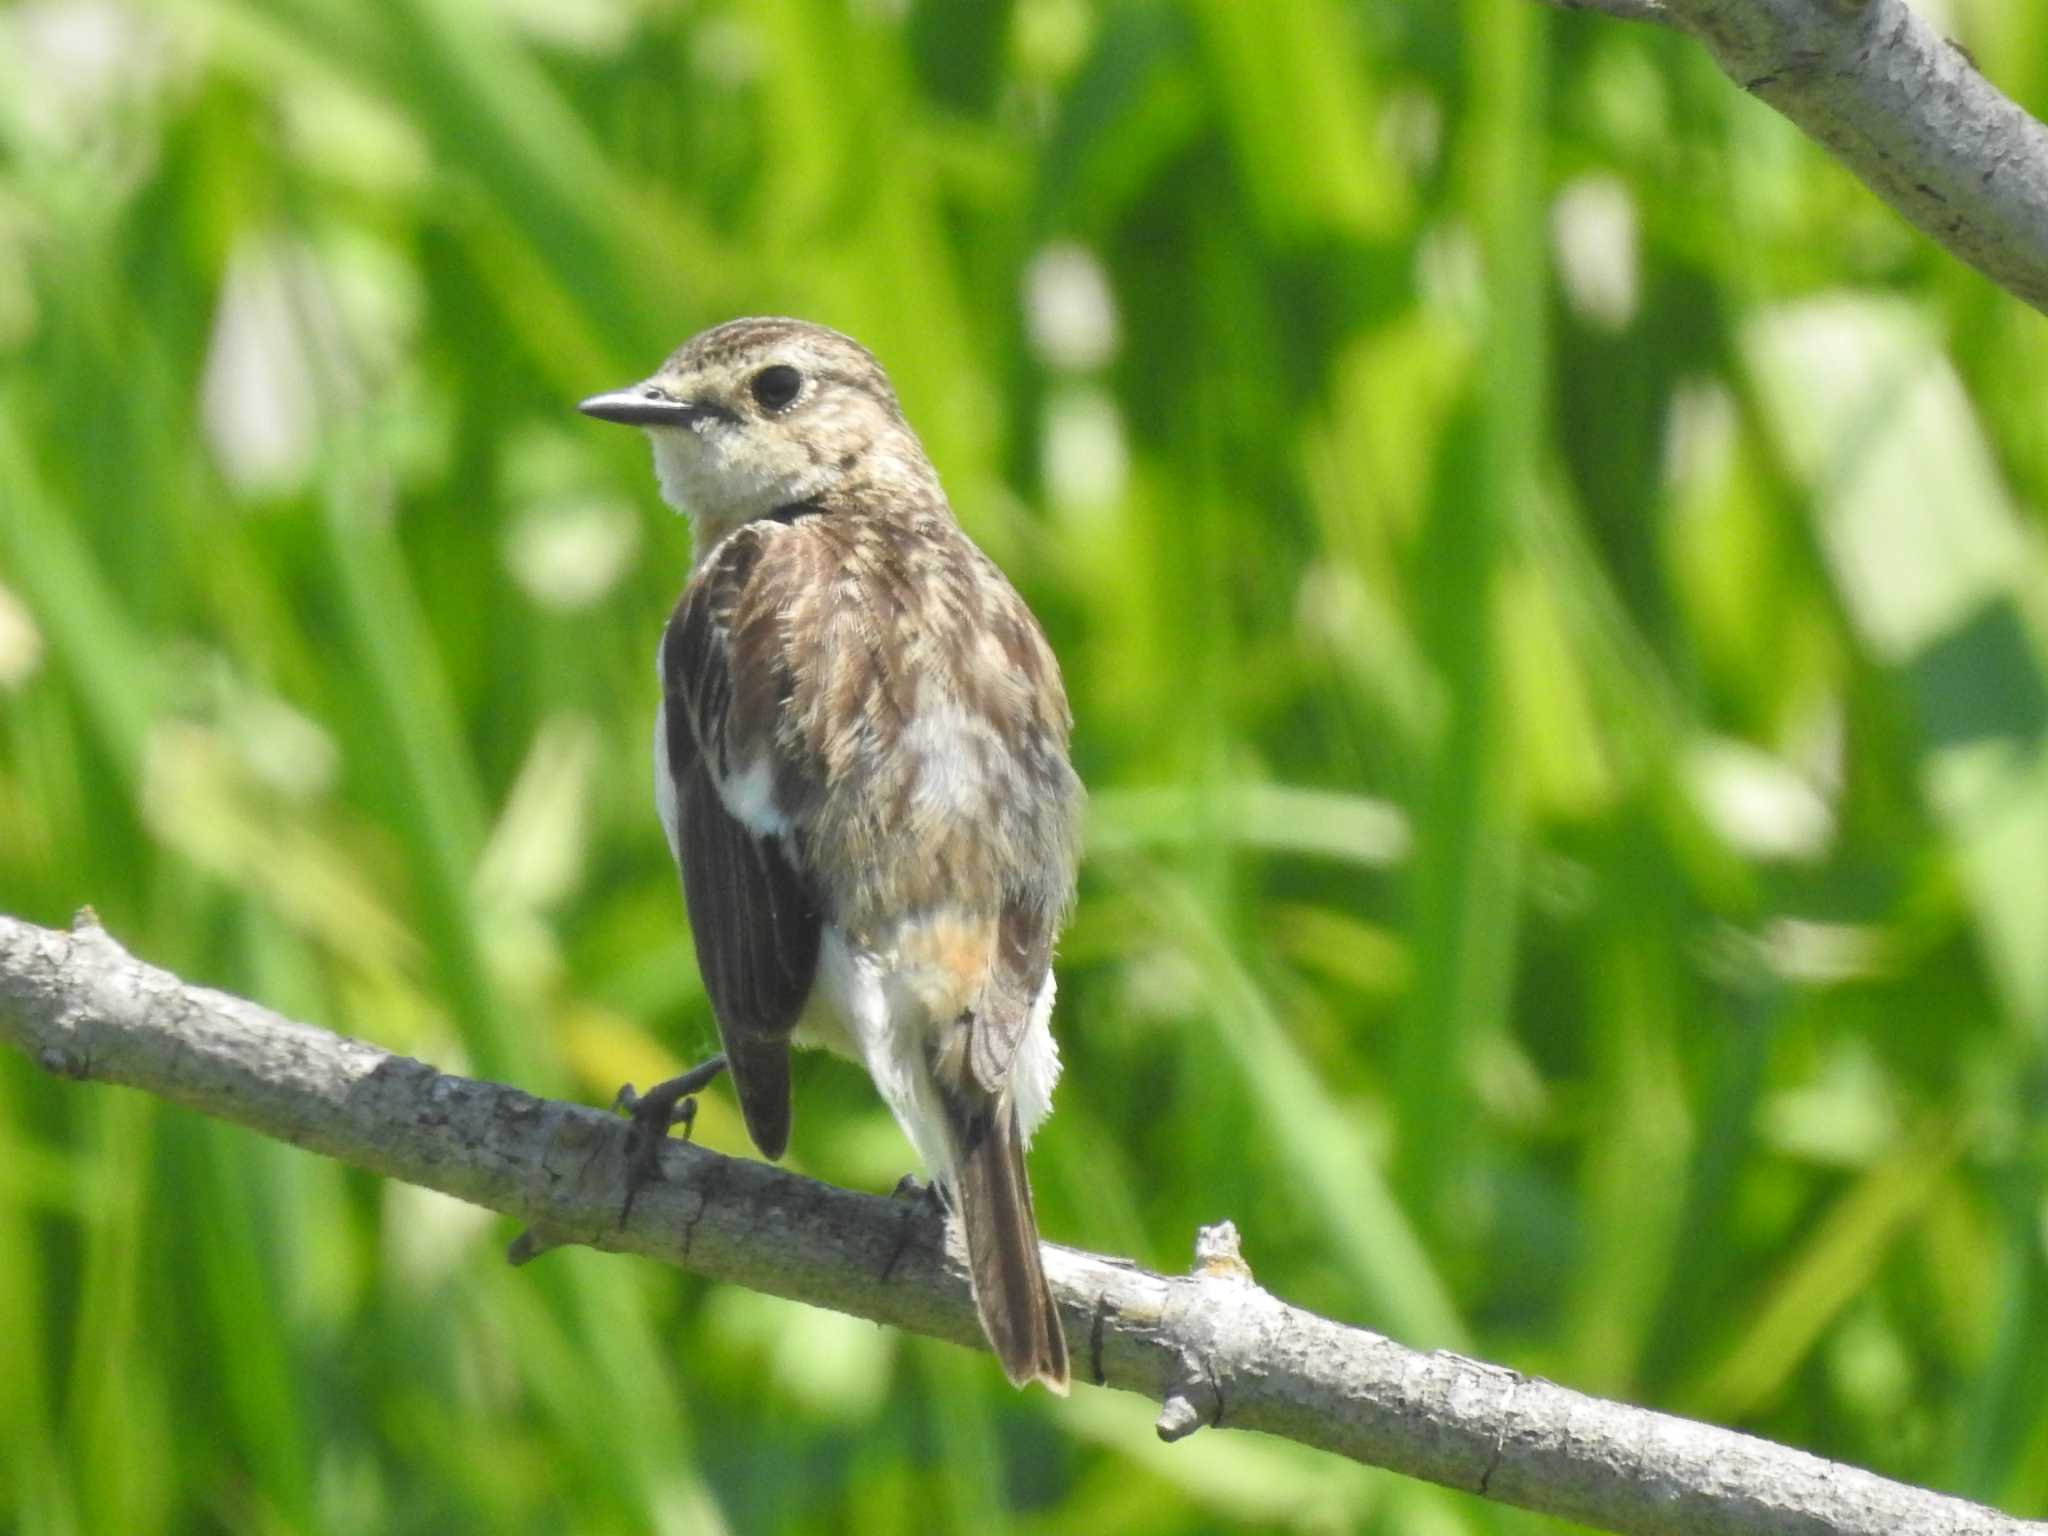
<box><xmin>577</xmin><ymin>385</ymin><xmax>727</xmax><ymax>428</ymax></box>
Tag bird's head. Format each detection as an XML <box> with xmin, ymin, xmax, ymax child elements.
<box><xmin>579</xmin><ymin>317</ymin><xmax>936</xmax><ymax>536</ymax></box>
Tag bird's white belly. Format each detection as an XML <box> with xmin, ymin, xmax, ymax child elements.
<box><xmin>799</xmin><ymin>926</ymin><xmax>1061</xmax><ymax>1186</ymax></box>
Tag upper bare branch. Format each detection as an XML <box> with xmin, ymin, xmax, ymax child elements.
<box><xmin>1540</xmin><ymin>0</ymin><xmax>2048</xmax><ymax>313</ymax></box>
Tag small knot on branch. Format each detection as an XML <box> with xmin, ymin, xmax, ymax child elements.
<box><xmin>1193</xmin><ymin>1220</ymin><xmax>1254</xmax><ymax>1282</ymax></box>
<box><xmin>70</xmin><ymin>906</ymin><xmax>101</xmax><ymax>934</ymax></box>
<box><xmin>38</xmin><ymin>1045</ymin><xmax>87</xmax><ymax>1079</ymax></box>
<box><xmin>1155</xmin><ymin>1351</ymin><xmax>1223</xmax><ymax>1442</ymax></box>
<box><xmin>507</xmin><ymin>1225</ymin><xmax>576</xmax><ymax>1266</ymax></box>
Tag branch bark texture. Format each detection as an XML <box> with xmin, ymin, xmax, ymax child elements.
<box><xmin>1541</xmin><ymin>0</ymin><xmax>2048</xmax><ymax>313</ymax></box>
<box><xmin>1</xmin><ymin>912</ymin><xmax>2037</xmax><ymax>1536</ymax></box>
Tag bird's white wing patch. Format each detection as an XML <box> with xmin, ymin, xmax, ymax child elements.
<box><xmin>717</xmin><ymin>754</ymin><xmax>791</xmax><ymax>838</ymax></box>
<box><xmin>652</xmin><ymin>695</ymin><xmax>681</xmax><ymax>865</ymax></box>
<box><xmin>654</xmin><ymin>627</ymin><xmax>786</xmax><ymax>851</ymax></box>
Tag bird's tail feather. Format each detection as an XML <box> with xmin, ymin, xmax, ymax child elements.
<box><xmin>947</xmin><ymin>1091</ymin><xmax>1069</xmax><ymax>1393</ymax></box>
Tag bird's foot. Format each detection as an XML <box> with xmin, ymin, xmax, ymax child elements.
<box><xmin>882</xmin><ymin>1171</ymin><xmax>950</xmax><ymax>1282</ymax></box>
<box><xmin>613</xmin><ymin>1053</ymin><xmax>729</xmax><ymax>1227</ymax></box>
<box><xmin>890</xmin><ymin>1171</ymin><xmax>952</xmax><ymax>1218</ymax></box>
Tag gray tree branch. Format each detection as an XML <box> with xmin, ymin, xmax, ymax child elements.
<box><xmin>1</xmin><ymin>910</ymin><xmax>2037</xmax><ymax>1536</ymax></box>
<box><xmin>1535</xmin><ymin>0</ymin><xmax>2048</xmax><ymax>313</ymax></box>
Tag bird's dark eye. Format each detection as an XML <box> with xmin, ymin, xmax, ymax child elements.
<box><xmin>750</xmin><ymin>365</ymin><xmax>803</xmax><ymax>411</ymax></box>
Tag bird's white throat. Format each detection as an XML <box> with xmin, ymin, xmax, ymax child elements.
<box><xmin>647</xmin><ymin>425</ymin><xmax>828</xmax><ymax>548</ymax></box>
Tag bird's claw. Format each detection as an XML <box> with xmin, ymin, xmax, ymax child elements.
<box><xmin>613</xmin><ymin>1054</ymin><xmax>729</xmax><ymax>1228</ymax></box>
<box><xmin>890</xmin><ymin>1171</ymin><xmax>950</xmax><ymax>1218</ymax></box>
<box><xmin>882</xmin><ymin>1172</ymin><xmax>949</xmax><ymax>1282</ymax></box>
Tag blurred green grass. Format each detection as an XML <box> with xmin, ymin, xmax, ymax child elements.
<box><xmin>5</xmin><ymin>0</ymin><xmax>2048</xmax><ymax>1531</ymax></box>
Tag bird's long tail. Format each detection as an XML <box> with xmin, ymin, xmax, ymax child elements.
<box><xmin>947</xmin><ymin>1090</ymin><xmax>1069</xmax><ymax>1393</ymax></box>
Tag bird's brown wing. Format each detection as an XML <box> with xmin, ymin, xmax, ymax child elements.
<box><xmin>962</xmin><ymin>896</ymin><xmax>1055</xmax><ymax>1092</ymax></box>
<box><xmin>659</xmin><ymin>523</ymin><xmax>825</xmax><ymax>1161</ymax></box>
<box><xmin>959</xmin><ymin>568</ymin><xmax>1077</xmax><ymax>1096</ymax></box>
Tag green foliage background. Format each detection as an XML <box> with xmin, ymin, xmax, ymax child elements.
<box><xmin>5</xmin><ymin>0</ymin><xmax>2048</xmax><ymax>1530</ymax></box>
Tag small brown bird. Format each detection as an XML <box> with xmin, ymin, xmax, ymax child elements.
<box><xmin>579</xmin><ymin>318</ymin><xmax>1079</xmax><ymax>1391</ymax></box>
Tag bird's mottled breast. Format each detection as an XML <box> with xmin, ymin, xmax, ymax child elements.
<box><xmin>673</xmin><ymin>507</ymin><xmax>1081</xmax><ymax>940</ymax></box>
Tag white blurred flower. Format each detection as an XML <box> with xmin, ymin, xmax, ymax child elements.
<box><xmin>3</xmin><ymin>0</ymin><xmax>171</xmax><ymax>156</ymax></box>
<box><xmin>1415</xmin><ymin>221</ymin><xmax>1484</xmax><ymax>332</ymax></box>
<box><xmin>1025</xmin><ymin>243</ymin><xmax>1120</xmax><ymax>373</ymax></box>
<box><xmin>0</xmin><ymin>582</ymin><xmax>44</xmax><ymax>691</ymax></box>
<box><xmin>692</xmin><ymin>18</ymin><xmax>763</xmax><ymax>85</ymax></box>
<box><xmin>200</xmin><ymin>236</ymin><xmax>351</xmax><ymax>498</ymax></box>
<box><xmin>475</xmin><ymin>713</ymin><xmax>600</xmax><ymax>913</ymax></box>
<box><xmin>1551</xmin><ymin>175</ymin><xmax>1640</xmax><ymax>332</ymax></box>
<box><xmin>226</xmin><ymin>690</ymin><xmax>339</xmax><ymax>802</ymax></box>
<box><xmin>1762</xmin><ymin>919</ymin><xmax>1889</xmax><ymax>985</ymax></box>
<box><xmin>1661</xmin><ymin>377</ymin><xmax>1736</xmax><ymax>492</ymax></box>
<box><xmin>1686</xmin><ymin>736</ymin><xmax>1835</xmax><ymax>862</ymax></box>
<box><xmin>1041</xmin><ymin>384</ymin><xmax>1128</xmax><ymax>517</ymax></box>
<box><xmin>383</xmin><ymin>1179</ymin><xmax>494</xmax><ymax>1290</ymax></box>
<box><xmin>1378</xmin><ymin>87</ymin><xmax>1442</xmax><ymax>180</ymax></box>
<box><xmin>498</xmin><ymin>0</ymin><xmax>634</xmax><ymax>53</ymax></box>
<box><xmin>502</xmin><ymin>495</ymin><xmax>640</xmax><ymax>610</ymax></box>
<box><xmin>1013</xmin><ymin>0</ymin><xmax>1094</xmax><ymax>79</ymax></box>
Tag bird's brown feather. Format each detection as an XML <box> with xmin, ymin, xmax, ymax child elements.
<box><xmin>944</xmin><ymin>1082</ymin><xmax>1071</xmax><ymax>1392</ymax></box>
<box><xmin>662</xmin><ymin>543</ymin><xmax>823</xmax><ymax>1161</ymax></box>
